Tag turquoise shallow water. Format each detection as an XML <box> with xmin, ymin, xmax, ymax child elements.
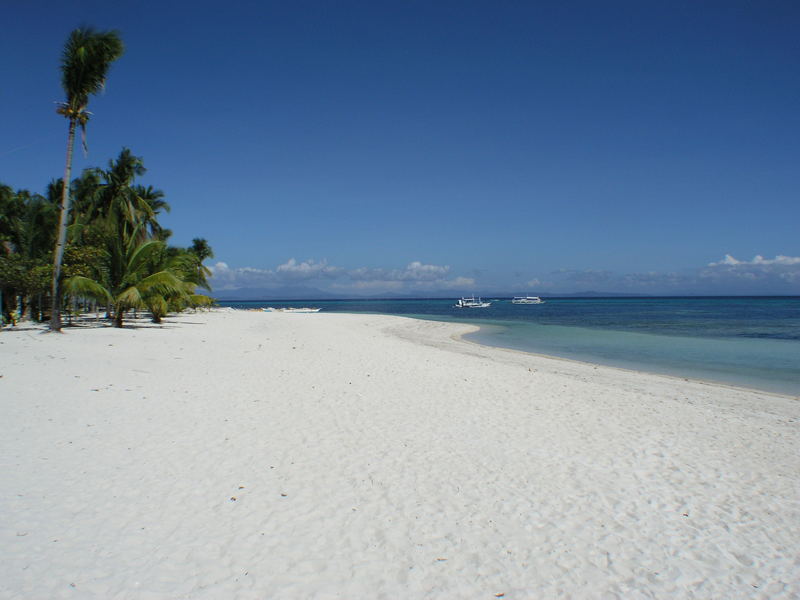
<box><xmin>220</xmin><ymin>297</ymin><xmax>800</xmax><ymax>396</ymax></box>
<box><xmin>466</xmin><ymin>320</ymin><xmax>799</xmax><ymax>395</ymax></box>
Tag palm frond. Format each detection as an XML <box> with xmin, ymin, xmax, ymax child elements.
<box><xmin>116</xmin><ymin>285</ymin><xmax>143</xmax><ymax>309</ymax></box>
<box><xmin>63</xmin><ymin>275</ymin><xmax>112</xmax><ymax>303</ymax></box>
<box><xmin>137</xmin><ymin>270</ymin><xmax>185</xmax><ymax>297</ymax></box>
<box><xmin>126</xmin><ymin>238</ymin><xmax>165</xmax><ymax>278</ymax></box>
<box><xmin>189</xmin><ymin>294</ymin><xmax>215</xmax><ymax>307</ymax></box>
<box><xmin>60</xmin><ymin>28</ymin><xmax>124</xmax><ymax>116</ymax></box>
<box><xmin>146</xmin><ymin>294</ymin><xmax>168</xmax><ymax>318</ymax></box>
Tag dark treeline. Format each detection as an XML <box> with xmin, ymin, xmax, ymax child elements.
<box><xmin>0</xmin><ymin>27</ymin><xmax>214</xmax><ymax>329</ymax></box>
<box><xmin>0</xmin><ymin>149</ymin><xmax>214</xmax><ymax>327</ymax></box>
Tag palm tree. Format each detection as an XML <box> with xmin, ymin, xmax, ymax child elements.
<box><xmin>189</xmin><ymin>238</ymin><xmax>214</xmax><ymax>262</ymax></box>
<box><xmin>50</xmin><ymin>27</ymin><xmax>123</xmax><ymax>332</ymax></box>
<box><xmin>64</xmin><ymin>235</ymin><xmax>187</xmax><ymax>328</ymax></box>
<box><xmin>185</xmin><ymin>238</ymin><xmax>214</xmax><ymax>290</ymax></box>
<box><xmin>0</xmin><ymin>185</ymin><xmax>21</xmax><ymax>250</ymax></box>
<box><xmin>0</xmin><ymin>184</ymin><xmax>21</xmax><ymax>323</ymax></box>
<box><xmin>97</xmin><ymin>149</ymin><xmax>147</xmax><ymax>225</ymax></box>
<box><xmin>79</xmin><ymin>149</ymin><xmax>166</xmax><ymax>244</ymax></box>
<box><xmin>133</xmin><ymin>185</ymin><xmax>170</xmax><ymax>241</ymax></box>
<box><xmin>0</xmin><ymin>188</ymin><xmax>57</xmax><ymax>322</ymax></box>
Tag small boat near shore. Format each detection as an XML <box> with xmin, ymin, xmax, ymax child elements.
<box><xmin>264</xmin><ymin>307</ymin><xmax>321</xmax><ymax>313</ymax></box>
<box><xmin>454</xmin><ymin>296</ymin><xmax>491</xmax><ymax>308</ymax></box>
<box><xmin>512</xmin><ymin>296</ymin><xmax>544</xmax><ymax>305</ymax></box>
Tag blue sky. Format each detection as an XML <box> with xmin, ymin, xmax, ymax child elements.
<box><xmin>2</xmin><ymin>1</ymin><xmax>799</xmax><ymax>295</ymax></box>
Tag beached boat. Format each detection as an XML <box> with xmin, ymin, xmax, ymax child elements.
<box><xmin>512</xmin><ymin>296</ymin><xmax>544</xmax><ymax>304</ymax></box>
<box><xmin>264</xmin><ymin>307</ymin><xmax>321</xmax><ymax>313</ymax></box>
<box><xmin>454</xmin><ymin>296</ymin><xmax>491</xmax><ymax>308</ymax></box>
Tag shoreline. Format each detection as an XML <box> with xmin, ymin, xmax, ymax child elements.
<box><xmin>316</xmin><ymin>309</ymin><xmax>798</xmax><ymax>400</ymax></box>
<box><xmin>3</xmin><ymin>306</ymin><xmax>797</xmax><ymax>401</ymax></box>
<box><xmin>454</xmin><ymin>321</ymin><xmax>799</xmax><ymax>401</ymax></box>
<box><xmin>2</xmin><ymin>309</ymin><xmax>799</xmax><ymax>597</ymax></box>
<box><xmin>224</xmin><ymin>299</ymin><xmax>800</xmax><ymax>398</ymax></box>
<box><xmin>382</xmin><ymin>312</ymin><xmax>799</xmax><ymax>416</ymax></box>
<box><xmin>3</xmin><ymin>306</ymin><xmax>797</xmax><ymax>400</ymax></box>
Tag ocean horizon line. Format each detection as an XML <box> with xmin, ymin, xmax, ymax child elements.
<box><xmin>216</xmin><ymin>294</ymin><xmax>800</xmax><ymax>302</ymax></box>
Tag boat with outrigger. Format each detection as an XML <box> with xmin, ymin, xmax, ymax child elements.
<box><xmin>454</xmin><ymin>296</ymin><xmax>491</xmax><ymax>308</ymax></box>
<box><xmin>511</xmin><ymin>296</ymin><xmax>545</xmax><ymax>305</ymax></box>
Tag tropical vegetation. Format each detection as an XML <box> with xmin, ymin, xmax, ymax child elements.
<box><xmin>1</xmin><ymin>27</ymin><xmax>214</xmax><ymax>329</ymax></box>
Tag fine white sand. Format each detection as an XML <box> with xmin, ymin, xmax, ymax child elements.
<box><xmin>1</xmin><ymin>309</ymin><xmax>799</xmax><ymax>599</ymax></box>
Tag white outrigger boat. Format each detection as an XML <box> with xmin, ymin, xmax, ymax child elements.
<box><xmin>511</xmin><ymin>296</ymin><xmax>545</xmax><ymax>304</ymax></box>
<box><xmin>263</xmin><ymin>307</ymin><xmax>321</xmax><ymax>313</ymax></box>
<box><xmin>454</xmin><ymin>296</ymin><xmax>491</xmax><ymax>308</ymax></box>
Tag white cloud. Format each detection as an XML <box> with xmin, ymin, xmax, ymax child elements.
<box><xmin>708</xmin><ymin>254</ymin><xmax>800</xmax><ymax>267</ymax></box>
<box><xmin>709</xmin><ymin>254</ymin><xmax>741</xmax><ymax>266</ymax></box>
<box><xmin>698</xmin><ymin>254</ymin><xmax>800</xmax><ymax>291</ymax></box>
<box><xmin>543</xmin><ymin>253</ymin><xmax>800</xmax><ymax>294</ymax></box>
<box><xmin>210</xmin><ymin>253</ymin><xmax>800</xmax><ymax>296</ymax></box>
<box><xmin>348</xmin><ymin>261</ymin><xmax>451</xmax><ymax>283</ymax></box>
<box><xmin>208</xmin><ymin>262</ymin><xmax>276</xmax><ymax>289</ymax></box>
<box><xmin>344</xmin><ymin>262</ymin><xmax>471</xmax><ymax>290</ymax></box>
<box><xmin>210</xmin><ymin>258</ymin><xmax>473</xmax><ymax>293</ymax></box>
<box><xmin>276</xmin><ymin>258</ymin><xmax>341</xmax><ymax>279</ymax></box>
<box><xmin>403</xmin><ymin>261</ymin><xmax>450</xmax><ymax>280</ymax></box>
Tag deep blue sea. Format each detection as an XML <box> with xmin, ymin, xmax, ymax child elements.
<box><xmin>219</xmin><ymin>297</ymin><xmax>800</xmax><ymax>396</ymax></box>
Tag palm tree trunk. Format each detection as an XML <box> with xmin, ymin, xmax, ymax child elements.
<box><xmin>49</xmin><ymin>118</ymin><xmax>77</xmax><ymax>332</ymax></box>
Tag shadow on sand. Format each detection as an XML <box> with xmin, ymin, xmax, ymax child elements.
<box><xmin>1</xmin><ymin>312</ymin><xmax>209</xmax><ymax>333</ymax></box>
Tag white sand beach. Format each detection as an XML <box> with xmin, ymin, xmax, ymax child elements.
<box><xmin>1</xmin><ymin>309</ymin><xmax>799</xmax><ymax>599</ymax></box>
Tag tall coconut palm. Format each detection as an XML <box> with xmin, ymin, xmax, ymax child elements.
<box><xmin>49</xmin><ymin>27</ymin><xmax>123</xmax><ymax>332</ymax></box>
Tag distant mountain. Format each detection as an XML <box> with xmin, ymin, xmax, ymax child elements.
<box><xmin>212</xmin><ymin>286</ymin><xmax>338</xmax><ymax>301</ymax></box>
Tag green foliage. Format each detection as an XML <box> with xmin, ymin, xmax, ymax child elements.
<box><xmin>63</xmin><ymin>275</ymin><xmax>112</xmax><ymax>304</ymax></box>
<box><xmin>63</xmin><ymin>245</ymin><xmax>106</xmax><ymax>280</ymax></box>
<box><xmin>169</xmin><ymin>250</ymin><xmax>213</xmax><ymax>291</ymax></box>
<box><xmin>0</xmin><ymin>185</ymin><xmax>22</xmax><ymax>244</ymax></box>
<box><xmin>64</xmin><ymin>232</ymin><xmax>191</xmax><ymax>326</ymax></box>
<box><xmin>0</xmin><ymin>254</ymin><xmax>51</xmax><ymax>294</ymax></box>
<box><xmin>13</xmin><ymin>26</ymin><xmax>218</xmax><ymax>328</ymax></box>
<box><xmin>57</xmin><ymin>27</ymin><xmax>124</xmax><ymax>144</ymax></box>
<box><xmin>189</xmin><ymin>238</ymin><xmax>214</xmax><ymax>261</ymax></box>
<box><xmin>0</xmin><ymin>186</ymin><xmax>56</xmax><ymax>259</ymax></box>
<box><xmin>188</xmin><ymin>294</ymin><xmax>215</xmax><ymax>308</ymax></box>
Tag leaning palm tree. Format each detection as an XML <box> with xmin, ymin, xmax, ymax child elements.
<box><xmin>49</xmin><ymin>27</ymin><xmax>123</xmax><ymax>332</ymax></box>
